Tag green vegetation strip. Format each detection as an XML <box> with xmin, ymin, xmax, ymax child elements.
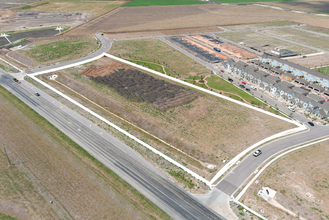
<box><xmin>0</xmin><ymin>85</ymin><xmax>171</xmax><ymax>220</ymax></box>
<box><xmin>316</xmin><ymin>66</ymin><xmax>329</xmax><ymax>76</ymax></box>
<box><xmin>0</xmin><ymin>213</ymin><xmax>17</xmax><ymax>220</ymax></box>
<box><xmin>124</xmin><ymin>0</ymin><xmax>208</xmax><ymax>7</ymax></box>
<box><xmin>28</xmin><ymin>38</ymin><xmax>96</xmax><ymax>63</ymax></box>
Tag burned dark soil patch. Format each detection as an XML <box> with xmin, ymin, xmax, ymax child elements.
<box><xmin>84</xmin><ymin>69</ymin><xmax>199</xmax><ymax>111</ymax></box>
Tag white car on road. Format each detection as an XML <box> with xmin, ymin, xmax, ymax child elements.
<box><xmin>288</xmin><ymin>106</ymin><xmax>295</xmax><ymax>112</ymax></box>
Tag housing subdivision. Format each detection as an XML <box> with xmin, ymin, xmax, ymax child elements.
<box><xmin>222</xmin><ymin>55</ymin><xmax>329</xmax><ymax>119</ymax></box>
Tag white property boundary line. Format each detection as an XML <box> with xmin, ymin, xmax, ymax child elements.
<box><xmin>29</xmin><ymin>52</ymin><xmax>306</xmax><ymax>186</ymax></box>
<box><xmin>0</xmin><ymin>57</ymin><xmax>22</xmax><ymax>72</ymax></box>
<box><xmin>30</xmin><ymin>74</ymin><xmax>211</xmax><ymax>185</ymax></box>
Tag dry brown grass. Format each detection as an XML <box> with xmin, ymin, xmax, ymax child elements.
<box><xmin>216</xmin><ymin>31</ymin><xmax>317</xmax><ymax>55</ymax></box>
<box><xmin>289</xmin><ymin>54</ymin><xmax>329</xmax><ymax>68</ymax></box>
<box><xmin>241</xmin><ymin>141</ymin><xmax>329</xmax><ymax>220</ymax></box>
<box><xmin>64</xmin><ymin>4</ymin><xmax>329</xmax><ymax>36</ymax></box>
<box><xmin>42</xmin><ymin>58</ymin><xmax>295</xmax><ymax>177</ymax></box>
<box><xmin>109</xmin><ymin>39</ymin><xmax>209</xmax><ymax>78</ymax></box>
<box><xmin>24</xmin><ymin>1</ymin><xmax>128</xmax><ymax>14</ymax></box>
<box><xmin>0</xmin><ymin>85</ymin><xmax>169</xmax><ymax>220</ymax></box>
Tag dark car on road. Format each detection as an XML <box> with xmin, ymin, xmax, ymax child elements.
<box><xmin>245</xmin><ymin>88</ymin><xmax>250</xmax><ymax>91</ymax></box>
<box><xmin>239</xmin><ymin>84</ymin><xmax>245</xmax><ymax>88</ymax></box>
<box><xmin>308</xmin><ymin>122</ymin><xmax>314</xmax><ymax>126</ymax></box>
<box><xmin>228</xmin><ymin>78</ymin><xmax>233</xmax><ymax>82</ymax></box>
<box><xmin>253</xmin><ymin>150</ymin><xmax>262</xmax><ymax>157</ymax></box>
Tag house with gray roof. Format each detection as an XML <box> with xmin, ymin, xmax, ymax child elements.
<box><xmin>222</xmin><ymin>58</ymin><xmax>235</xmax><ymax>71</ymax></box>
<box><xmin>292</xmin><ymin>87</ymin><xmax>309</xmax><ymax>95</ymax></box>
<box><xmin>281</xmin><ymin>72</ymin><xmax>296</xmax><ymax>81</ymax></box>
<box><xmin>311</xmin><ymin>108</ymin><xmax>327</xmax><ymax>119</ymax></box>
<box><xmin>271</xmin><ymin>68</ymin><xmax>284</xmax><ymax>75</ymax></box>
<box><xmin>294</xmin><ymin>78</ymin><xmax>310</xmax><ymax>86</ymax></box>
<box><xmin>259</xmin><ymin>54</ymin><xmax>329</xmax><ymax>88</ymax></box>
<box><xmin>319</xmin><ymin>102</ymin><xmax>329</xmax><ymax>117</ymax></box>
<box><xmin>308</xmin><ymin>84</ymin><xmax>325</xmax><ymax>93</ymax></box>
<box><xmin>307</xmin><ymin>93</ymin><xmax>325</xmax><ymax>104</ymax></box>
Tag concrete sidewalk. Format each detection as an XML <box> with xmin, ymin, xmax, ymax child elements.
<box><xmin>194</xmin><ymin>189</ymin><xmax>238</xmax><ymax>220</ymax></box>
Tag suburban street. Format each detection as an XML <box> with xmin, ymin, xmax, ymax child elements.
<box><xmin>0</xmin><ymin>70</ymin><xmax>225</xmax><ymax>220</ymax></box>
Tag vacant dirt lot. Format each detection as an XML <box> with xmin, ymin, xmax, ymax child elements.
<box><xmin>261</xmin><ymin>27</ymin><xmax>329</xmax><ymax>51</ymax></box>
<box><xmin>0</xmin><ymin>85</ymin><xmax>169</xmax><ymax>219</ymax></box>
<box><xmin>216</xmin><ymin>31</ymin><xmax>316</xmax><ymax>54</ymax></box>
<box><xmin>109</xmin><ymin>39</ymin><xmax>209</xmax><ymax>78</ymax></box>
<box><xmin>0</xmin><ymin>11</ymin><xmax>92</xmax><ymax>32</ymax></box>
<box><xmin>19</xmin><ymin>1</ymin><xmax>128</xmax><ymax>14</ymax></box>
<box><xmin>224</xmin><ymin>21</ymin><xmax>298</xmax><ymax>31</ymax></box>
<box><xmin>65</xmin><ymin>4</ymin><xmax>329</xmax><ymax>36</ymax></box>
<box><xmin>289</xmin><ymin>54</ymin><xmax>329</xmax><ymax>68</ymax></box>
<box><xmin>241</xmin><ymin>141</ymin><xmax>329</xmax><ymax>220</ymax></box>
<box><xmin>48</xmin><ymin>58</ymin><xmax>295</xmax><ymax>177</ymax></box>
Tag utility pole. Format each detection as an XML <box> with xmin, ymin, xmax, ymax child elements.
<box><xmin>3</xmin><ymin>147</ymin><xmax>11</xmax><ymax>166</ymax></box>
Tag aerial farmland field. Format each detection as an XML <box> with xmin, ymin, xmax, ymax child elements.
<box><xmin>124</xmin><ymin>0</ymin><xmax>208</xmax><ymax>7</ymax></box>
<box><xmin>64</xmin><ymin>4</ymin><xmax>329</xmax><ymax>35</ymax></box>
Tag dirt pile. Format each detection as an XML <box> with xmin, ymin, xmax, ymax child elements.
<box><xmin>0</xmin><ymin>9</ymin><xmax>17</xmax><ymax>23</ymax></box>
<box><xmin>80</xmin><ymin>62</ymin><xmax>133</xmax><ymax>77</ymax></box>
<box><xmin>83</xmin><ymin>68</ymin><xmax>200</xmax><ymax>111</ymax></box>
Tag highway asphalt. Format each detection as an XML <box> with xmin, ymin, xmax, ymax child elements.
<box><xmin>0</xmin><ymin>70</ymin><xmax>225</xmax><ymax>220</ymax></box>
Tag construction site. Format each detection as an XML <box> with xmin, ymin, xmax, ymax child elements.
<box><xmin>168</xmin><ymin>34</ymin><xmax>257</xmax><ymax>64</ymax></box>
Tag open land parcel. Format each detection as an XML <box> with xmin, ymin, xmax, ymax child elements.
<box><xmin>240</xmin><ymin>141</ymin><xmax>329</xmax><ymax>220</ymax></box>
<box><xmin>6</xmin><ymin>36</ymin><xmax>98</xmax><ymax>69</ymax></box>
<box><xmin>0</xmin><ymin>84</ymin><xmax>170</xmax><ymax>220</ymax></box>
<box><xmin>260</xmin><ymin>27</ymin><xmax>329</xmax><ymax>51</ymax></box>
<box><xmin>63</xmin><ymin>4</ymin><xmax>329</xmax><ymax>36</ymax></box>
<box><xmin>32</xmin><ymin>55</ymin><xmax>296</xmax><ymax>187</ymax></box>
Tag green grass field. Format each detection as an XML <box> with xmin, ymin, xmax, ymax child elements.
<box><xmin>124</xmin><ymin>0</ymin><xmax>208</xmax><ymax>7</ymax></box>
<box><xmin>206</xmin><ymin>76</ymin><xmax>282</xmax><ymax>115</ymax></box>
<box><xmin>316</xmin><ymin>66</ymin><xmax>329</xmax><ymax>76</ymax></box>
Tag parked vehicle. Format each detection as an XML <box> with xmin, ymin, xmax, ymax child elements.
<box><xmin>228</xmin><ymin>78</ymin><xmax>233</xmax><ymax>82</ymax></box>
<box><xmin>213</xmin><ymin>48</ymin><xmax>221</xmax><ymax>52</ymax></box>
<box><xmin>242</xmin><ymin>81</ymin><xmax>246</xmax><ymax>85</ymax></box>
<box><xmin>251</xmin><ymin>86</ymin><xmax>257</xmax><ymax>91</ymax></box>
<box><xmin>239</xmin><ymin>84</ymin><xmax>245</xmax><ymax>88</ymax></box>
<box><xmin>253</xmin><ymin>150</ymin><xmax>262</xmax><ymax>157</ymax></box>
<box><xmin>288</xmin><ymin>106</ymin><xmax>295</xmax><ymax>112</ymax></box>
<box><xmin>245</xmin><ymin>88</ymin><xmax>250</xmax><ymax>91</ymax></box>
<box><xmin>308</xmin><ymin>122</ymin><xmax>314</xmax><ymax>126</ymax></box>
<box><xmin>221</xmin><ymin>70</ymin><xmax>224</xmax><ymax>73</ymax></box>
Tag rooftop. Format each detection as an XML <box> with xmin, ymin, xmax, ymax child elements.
<box><xmin>307</xmin><ymin>93</ymin><xmax>326</xmax><ymax>103</ymax></box>
<box><xmin>262</xmin><ymin>54</ymin><xmax>329</xmax><ymax>81</ymax></box>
